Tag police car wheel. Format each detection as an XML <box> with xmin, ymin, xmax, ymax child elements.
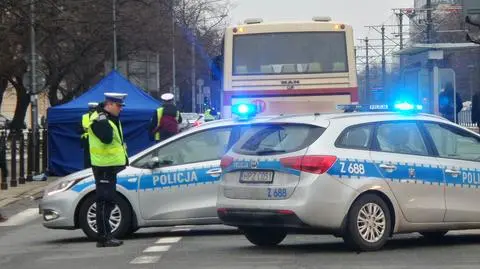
<box><xmin>243</xmin><ymin>228</ymin><xmax>287</xmax><ymax>247</ymax></box>
<box><xmin>78</xmin><ymin>194</ymin><xmax>133</xmax><ymax>241</ymax></box>
<box><xmin>343</xmin><ymin>194</ymin><xmax>392</xmax><ymax>252</ymax></box>
<box><xmin>420</xmin><ymin>231</ymin><xmax>448</xmax><ymax>240</ymax></box>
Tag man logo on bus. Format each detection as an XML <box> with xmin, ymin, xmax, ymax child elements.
<box><xmin>281</xmin><ymin>80</ymin><xmax>300</xmax><ymax>90</ymax></box>
<box><xmin>252</xmin><ymin>99</ymin><xmax>266</xmax><ymax>113</ymax></box>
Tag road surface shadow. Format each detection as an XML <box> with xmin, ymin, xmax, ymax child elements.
<box><xmin>234</xmin><ymin>234</ymin><xmax>480</xmax><ymax>254</ymax></box>
<box><xmin>128</xmin><ymin>228</ymin><xmax>242</xmax><ymax>239</ymax></box>
<box><xmin>43</xmin><ymin>227</ymin><xmax>242</xmax><ymax>244</ymax></box>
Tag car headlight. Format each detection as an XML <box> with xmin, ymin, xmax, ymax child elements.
<box><xmin>45</xmin><ymin>178</ymin><xmax>84</xmax><ymax>197</ymax></box>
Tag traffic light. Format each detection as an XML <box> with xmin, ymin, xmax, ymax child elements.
<box><xmin>463</xmin><ymin>0</ymin><xmax>480</xmax><ymax>44</ymax></box>
<box><xmin>203</xmin><ymin>96</ymin><xmax>210</xmax><ymax>110</ymax></box>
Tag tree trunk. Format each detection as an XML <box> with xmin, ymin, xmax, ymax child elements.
<box><xmin>0</xmin><ymin>77</ymin><xmax>7</xmax><ymax>110</ymax></box>
<box><xmin>9</xmin><ymin>76</ymin><xmax>30</xmax><ymax>131</ymax></box>
<box><xmin>48</xmin><ymin>82</ymin><xmax>60</xmax><ymax>107</ymax></box>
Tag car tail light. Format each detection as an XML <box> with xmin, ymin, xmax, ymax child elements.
<box><xmin>280</xmin><ymin>155</ymin><xmax>337</xmax><ymax>174</ymax></box>
<box><xmin>277</xmin><ymin>209</ymin><xmax>294</xmax><ymax>215</ymax></box>
<box><xmin>220</xmin><ymin>155</ymin><xmax>234</xmax><ymax>169</ymax></box>
<box><xmin>193</xmin><ymin>121</ymin><xmax>202</xmax><ymax>127</ymax></box>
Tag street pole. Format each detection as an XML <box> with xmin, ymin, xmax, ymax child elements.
<box><xmin>469</xmin><ymin>65</ymin><xmax>475</xmax><ymax>101</ymax></box>
<box><xmin>381</xmin><ymin>25</ymin><xmax>386</xmax><ymax>91</ymax></box>
<box><xmin>30</xmin><ymin>0</ymin><xmax>38</xmax><ymax>175</ymax></box>
<box><xmin>113</xmin><ymin>0</ymin><xmax>117</xmax><ymax>70</ymax></box>
<box><xmin>365</xmin><ymin>37</ymin><xmax>370</xmax><ymax>103</ymax></box>
<box><xmin>156</xmin><ymin>52</ymin><xmax>160</xmax><ymax>97</ymax></box>
<box><xmin>398</xmin><ymin>12</ymin><xmax>404</xmax><ymax>72</ymax></box>
<box><xmin>398</xmin><ymin>12</ymin><xmax>404</xmax><ymax>50</ymax></box>
<box><xmin>191</xmin><ymin>24</ymin><xmax>196</xmax><ymax>113</ymax></box>
<box><xmin>426</xmin><ymin>0</ymin><xmax>432</xmax><ymax>43</ymax></box>
<box><xmin>171</xmin><ymin>0</ymin><xmax>176</xmax><ymax>96</ymax></box>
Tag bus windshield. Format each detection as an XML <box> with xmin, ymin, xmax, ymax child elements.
<box><xmin>232</xmin><ymin>31</ymin><xmax>348</xmax><ymax>76</ymax></box>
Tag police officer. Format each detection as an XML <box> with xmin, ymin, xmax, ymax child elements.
<box><xmin>149</xmin><ymin>93</ymin><xmax>182</xmax><ymax>142</ymax></box>
<box><xmin>80</xmin><ymin>102</ymin><xmax>98</xmax><ymax>169</ymax></box>
<box><xmin>88</xmin><ymin>93</ymin><xmax>128</xmax><ymax>248</ymax></box>
<box><xmin>204</xmin><ymin>107</ymin><xmax>217</xmax><ymax>122</ymax></box>
<box><xmin>439</xmin><ymin>82</ymin><xmax>463</xmax><ymax>123</ymax></box>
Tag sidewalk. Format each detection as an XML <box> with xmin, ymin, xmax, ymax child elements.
<box><xmin>0</xmin><ymin>176</ymin><xmax>58</xmax><ymax>208</ymax></box>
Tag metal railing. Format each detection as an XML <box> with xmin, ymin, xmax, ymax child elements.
<box><xmin>0</xmin><ymin>129</ymin><xmax>47</xmax><ymax>190</ymax></box>
<box><xmin>458</xmin><ymin>109</ymin><xmax>477</xmax><ymax>128</ymax></box>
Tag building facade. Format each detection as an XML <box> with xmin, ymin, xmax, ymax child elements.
<box><xmin>414</xmin><ymin>0</ymin><xmax>460</xmax><ymax>9</ymax></box>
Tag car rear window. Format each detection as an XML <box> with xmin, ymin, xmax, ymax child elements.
<box><xmin>232</xmin><ymin>123</ymin><xmax>325</xmax><ymax>156</ymax></box>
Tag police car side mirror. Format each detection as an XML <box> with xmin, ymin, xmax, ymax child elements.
<box><xmin>147</xmin><ymin>157</ymin><xmax>160</xmax><ymax>169</ymax></box>
<box><xmin>147</xmin><ymin>157</ymin><xmax>174</xmax><ymax>169</ymax></box>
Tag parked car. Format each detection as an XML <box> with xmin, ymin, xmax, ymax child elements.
<box><xmin>217</xmin><ymin>103</ymin><xmax>480</xmax><ymax>251</ymax></box>
<box><xmin>39</xmin><ymin>111</ymin><xmax>274</xmax><ymax>240</ymax></box>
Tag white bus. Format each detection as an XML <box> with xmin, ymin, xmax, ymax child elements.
<box><xmin>211</xmin><ymin>17</ymin><xmax>359</xmax><ymax>118</ymax></box>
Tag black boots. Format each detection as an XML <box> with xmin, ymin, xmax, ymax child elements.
<box><xmin>96</xmin><ymin>238</ymin><xmax>123</xmax><ymax>248</ymax></box>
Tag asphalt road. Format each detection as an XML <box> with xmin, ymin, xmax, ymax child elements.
<box><xmin>2</xmin><ymin>198</ymin><xmax>480</xmax><ymax>269</ymax></box>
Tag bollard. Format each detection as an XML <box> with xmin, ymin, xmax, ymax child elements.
<box><xmin>26</xmin><ymin>130</ymin><xmax>33</xmax><ymax>182</ymax></box>
<box><xmin>10</xmin><ymin>131</ymin><xmax>17</xmax><ymax>187</ymax></box>
<box><xmin>35</xmin><ymin>130</ymin><xmax>40</xmax><ymax>175</ymax></box>
<box><xmin>19</xmin><ymin>131</ymin><xmax>25</xmax><ymax>184</ymax></box>
<box><xmin>42</xmin><ymin>129</ymin><xmax>47</xmax><ymax>174</ymax></box>
<box><xmin>0</xmin><ymin>131</ymin><xmax>7</xmax><ymax>190</ymax></box>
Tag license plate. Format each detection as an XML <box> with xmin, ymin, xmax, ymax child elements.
<box><xmin>240</xmin><ymin>170</ymin><xmax>274</xmax><ymax>183</ymax></box>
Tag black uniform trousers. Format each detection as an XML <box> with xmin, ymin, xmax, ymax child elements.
<box><xmin>92</xmin><ymin>166</ymin><xmax>123</xmax><ymax>242</ymax></box>
<box><xmin>81</xmin><ymin>137</ymin><xmax>91</xmax><ymax>169</ymax></box>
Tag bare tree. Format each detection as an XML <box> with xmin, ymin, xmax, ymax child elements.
<box><xmin>0</xmin><ymin>0</ymin><xmax>230</xmax><ymax>128</ymax></box>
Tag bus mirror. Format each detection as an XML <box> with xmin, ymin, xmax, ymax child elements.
<box><xmin>210</xmin><ymin>55</ymin><xmax>223</xmax><ymax>81</ymax></box>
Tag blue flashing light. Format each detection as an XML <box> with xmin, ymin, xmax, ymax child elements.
<box><xmin>394</xmin><ymin>102</ymin><xmax>414</xmax><ymax>111</ymax></box>
<box><xmin>394</xmin><ymin>102</ymin><xmax>423</xmax><ymax>112</ymax></box>
<box><xmin>337</xmin><ymin>102</ymin><xmax>423</xmax><ymax>113</ymax></box>
<box><xmin>232</xmin><ymin>103</ymin><xmax>257</xmax><ymax>120</ymax></box>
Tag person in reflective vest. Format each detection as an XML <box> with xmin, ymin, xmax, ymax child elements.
<box><xmin>204</xmin><ymin>107</ymin><xmax>218</xmax><ymax>122</ymax></box>
<box><xmin>88</xmin><ymin>93</ymin><xmax>128</xmax><ymax>248</ymax></box>
<box><xmin>79</xmin><ymin>102</ymin><xmax>98</xmax><ymax>169</ymax></box>
<box><xmin>149</xmin><ymin>93</ymin><xmax>182</xmax><ymax>142</ymax></box>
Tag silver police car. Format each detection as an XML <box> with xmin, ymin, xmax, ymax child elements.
<box><xmin>217</xmin><ymin>104</ymin><xmax>480</xmax><ymax>251</ymax></box>
<box><xmin>39</xmin><ymin>115</ymin><xmax>274</xmax><ymax>240</ymax></box>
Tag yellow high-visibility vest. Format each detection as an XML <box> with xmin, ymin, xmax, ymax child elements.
<box><xmin>88</xmin><ymin>111</ymin><xmax>127</xmax><ymax>167</ymax></box>
<box><xmin>204</xmin><ymin>109</ymin><xmax>215</xmax><ymax>121</ymax></box>
<box><xmin>81</xmin><ymin>113</ymin><xmax>91</xmax><ymax>139</ymax></box>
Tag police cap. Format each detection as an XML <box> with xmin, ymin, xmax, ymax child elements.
<box><xmin>161</xmin><ymin>93</ymin><xmax>174</xmax><ymax>101</ymax></box>
<box><xmin>104</xmin><ymin>92</ymin><xmax>127</xmax><ymax>106</ymax></box>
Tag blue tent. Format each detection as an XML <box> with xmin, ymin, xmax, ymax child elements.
<box><xmin>47</xmin><ymin>70</ymin><xmax>161</xmax><ymax>176</ymax></box>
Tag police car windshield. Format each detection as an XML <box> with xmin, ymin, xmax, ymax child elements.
<box><xmin>232</xmin><ymin>123</ymin><xmax>324</xmax><ymax>156</ymax></box>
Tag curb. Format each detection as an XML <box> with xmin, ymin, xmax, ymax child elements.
<box><xmin>0</xmin><ymin>182</ymin><xmax>50</xmax><ymax>209</ymax></box>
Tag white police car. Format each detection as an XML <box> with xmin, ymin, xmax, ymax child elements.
<box><xmin>216</xmin><ymin>103</ymin><xmax>480</xmax><ymax>251</ymax></box>
<box><xmin>39</xmin><ymin>107</ymin><xmax>274</xmax><ymax>240</ymax></box>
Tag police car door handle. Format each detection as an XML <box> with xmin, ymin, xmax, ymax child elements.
<box><xmin>445</xmin><ymin>169</ymin><xmax>461</xmax><ymax>177</ymax></box>
<box><xmin>206</xmin><ymin>168</ymin><xmax>223</xmax><ymax>175</ymax></box>
<box><xmin>379</xmin><ymin>164</ymin><xmax>397</xmax><ymax>172</ymax></box>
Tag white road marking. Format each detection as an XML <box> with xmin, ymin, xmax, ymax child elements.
<box><xmin>143</xmin><ymin>245</ymin><xmax>171</xmax><ymax>252</ymax></box>
<box><xmin>129</xmin><ymin>236</ymin><xmax>182</xmax><ymax>264</ymax></box>
<box><xmin>155</xmin><ymin>237</ymin><xmax>182</xmax><ymax>244</ymax></box>
<box><xmin>129</xmin><ymin>256</ymin><xmax>162</xmax><ymax>264</ymax></box>
<box><xmin>0</xmin><ymin>208</ymin><xmax>39</xmax><ymax>227</ymax></box>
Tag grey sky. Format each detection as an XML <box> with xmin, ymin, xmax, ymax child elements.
<box><xmin>229</xmin><ymin>0</ymin><xmax>413</xmax><ymax>45</ymax></box>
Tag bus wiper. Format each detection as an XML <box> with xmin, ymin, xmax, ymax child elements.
<box><xmin>255</xmin><ymin>148</ymin><xmax>286</xmax><ymax>155</ymax></box>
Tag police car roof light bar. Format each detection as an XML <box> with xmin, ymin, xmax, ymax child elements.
<box><xmin>231</xmin><ymin>103</ymin><xmax>257</xmax><ymax>120</ymax></box>
<box><xmin>337</xmin><ymin>102</ymin><xmax>423</xmax><ymax>113</ymax></box>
